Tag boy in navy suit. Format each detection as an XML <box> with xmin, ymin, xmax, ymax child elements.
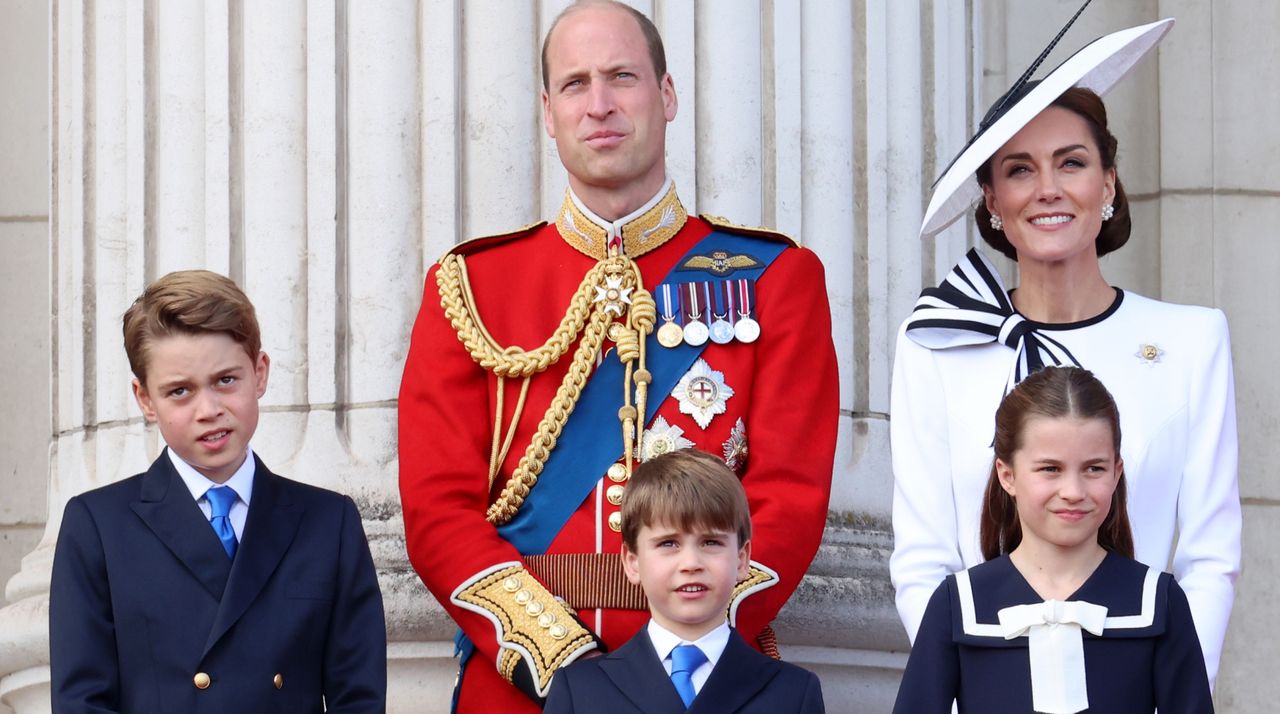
<box><xmin>49</xmin><ymin>270</ymin><xmax>386</xmax><ymax>713</ymax></box>
<box><xmin>544</xmin><ymin>449</ymin><xmax>824</xmax><ymax>713</ymax></box>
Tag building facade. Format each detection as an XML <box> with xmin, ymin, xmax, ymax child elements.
<box><xmin>0</xmin><ymin>1</ymin><xmax>1275</xmax><ymax>712</ymax></box>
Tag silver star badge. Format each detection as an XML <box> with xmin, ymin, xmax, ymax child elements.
<box><xmin>641</xmin><ymin>416</ymin><xmax>695</xmax><ymax>462</ymax></box>
<box><xmin>673</xmin><ymin>359</ymin><xmax>734</xmax><ymax>429</ymax></box>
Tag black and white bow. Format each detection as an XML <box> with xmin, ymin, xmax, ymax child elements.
<box><xmin>905</xmin><ymin>249</ymin><xmax>1082</xmax><ymax>393</ymax></box>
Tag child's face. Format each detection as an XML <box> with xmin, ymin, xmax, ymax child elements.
<box><xmin>996</xmin><ymin>416</ymin><xmax>1121</xmax><ymax>554</ymax></box>
<box><xmin>622</xmin><ymin>520</ymin><xmax>750</xmax><ymax>642</ymax></box>
<box><xmin>132</xmin><ymin>332</ymin><xmax>269</xmax><ymax>484</ymax></box>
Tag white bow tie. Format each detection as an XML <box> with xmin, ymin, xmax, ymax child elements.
<box><xmin>998</xmin><ymin>599</ymin><xmax>1109</xmax><ymax>714</ymax></box>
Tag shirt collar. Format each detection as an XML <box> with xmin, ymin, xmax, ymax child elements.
<box><xmin>168</xmin><ymin>446</ymin><xmax>257</xmax><ymax>506</ymax></box>
<box><xmin>555</xmin><ymin>178</ymin><xmax>688</xmax><ymax>260</ymax></box>
<box><xmin>646</xmin><ymin>619</ymin><xmax>732</xmax><ymax>666</ymax></box>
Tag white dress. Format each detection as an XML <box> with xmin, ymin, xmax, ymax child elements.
<box><xmin>889</xmin><ymin>257</ymin><xmax>1240</xmax><ymax>685</ymax></box>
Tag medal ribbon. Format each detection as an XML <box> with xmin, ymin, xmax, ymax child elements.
<box><xmin>737</xmin><ymin>278</ymin><xmax>756</xmax><ymax>320</ymax></box>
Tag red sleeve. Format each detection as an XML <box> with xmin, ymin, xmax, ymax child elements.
<box><xmin>397</xmin><ymin>264</ymin><xmax>525</xmax><ymax>664</ymax></box>
<box><xmin>731</xmin><ymin>245</ymin><xmax>838</xmax><ymax>639</ymax></box>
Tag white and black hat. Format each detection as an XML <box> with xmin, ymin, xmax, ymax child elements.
<box><xmin>920</xmin><ymin>3</ymin><xmax>1174</xmax><ymax>239</ymax></box>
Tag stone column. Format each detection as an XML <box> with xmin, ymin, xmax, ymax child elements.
<box><xmin>0</xmin><ymin>1</ymin><xmax>981</xmax><ymax>711</ymax></box>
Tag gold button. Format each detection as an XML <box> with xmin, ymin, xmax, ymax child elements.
<box><xmin>514</xmin><ymin>589</ymin><xmax>532</xmax><ymax>605</ymax></box>
<box><xmin>608</xmin><ymin>511</ymin><xmax>623</xmax><ymax>532</ymax></box>
<box><xmin>607</xmin><ymin>463</ymin><xmax>627</xmax><ymax>482</ymax></box>
<box><xmin>193</xmin><ymin>672</ymin><xmax>211</xmax><ymax>690</ymax></box>
<box><xmin>502</xmin><ymin>576</ymin><xmax>521</xmax><ymax>592</ymax></box>
<box><xmin>606</xmin><ymin>484</ymin><xmax>625</xmax><ymax>506</ymax></box>
<box><xmin>549</xmin><ymin>624</ymin><xmax>569</xmax><ymax>640</ymax></box>
<box><xmin>273</xmin><ymin>673</ymin><xmax>283</xmax><ymax>689</ymax></box>
<box><xmin>537</xmin><ymin>612</ymin><xmax>557</xmax><ymax>629</ymax></box>
<box><xmin>525</xmin><ymin>600</ymin><xmax>545</xmax><ymax>616</ymax></box>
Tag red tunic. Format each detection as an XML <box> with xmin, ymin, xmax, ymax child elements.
<box><xmin>398</xmin><ymin>193</ymin><xmax>838</xmax><ymax>712</ymax></box>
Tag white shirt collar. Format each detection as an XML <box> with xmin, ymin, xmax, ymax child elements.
<box><xmin>567</xmin><ymin>177</ymin><xmax>674</xmax><ymax>247</ymax></box>
<box><xmin>168</xmin><ymin>446</ymin><xmax>257</xmax><ymax>506</ymax></box>
<box><xmin>646</xmin><ymin>618</ymin><xmax>732</xmax><ymax>668</ymax></box>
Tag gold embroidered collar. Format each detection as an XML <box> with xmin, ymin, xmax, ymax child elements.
<box><xmin>555</xmin><ymin>180</ymin><xmax>688</xmax><ymax>260</ymax></box>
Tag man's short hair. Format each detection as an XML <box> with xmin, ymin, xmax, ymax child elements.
<box><xmin>541</xmin><ymin>0</ymin><xmax>668</xmax><ymax>90</ymax></box>
<box><xmin>621</xmin><ymin>449</ymin><xmax>751</xmax><ymax>551</ymax></box>
<box><xmin>122</xmin><ymin>270</ymin><xmax>261</xmax><ymax>385</ymax></box>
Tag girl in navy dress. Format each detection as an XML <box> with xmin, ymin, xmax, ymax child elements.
<box><xmin>893</xmin><ymin>367</ymin><xmax>1212</xmax><ymax>713</ymax></box>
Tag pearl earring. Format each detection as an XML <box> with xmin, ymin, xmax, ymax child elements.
<box><xmin>1101</xmin><ymin>204</ymin><xmax>1115</xmax><ymax>221</ymax></box>
<box><xmin>989</xmin><ymin>213</ymin><xmax>1004</xmax><ymax>231</ymax></box>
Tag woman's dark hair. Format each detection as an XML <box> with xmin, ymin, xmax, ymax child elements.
<box><xmin>974</xmin><ymin>86</ymin><xmax>1132</xmax><ymax>261</ymax></box>
<box><xmin>979</xmin><ymin>366</ymin><xmax>1134</xmax><ymax>560</ymax></box>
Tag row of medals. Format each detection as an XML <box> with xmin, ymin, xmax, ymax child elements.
<box><xmin>654</xmin><ymin>280</ymin><xmax>760</xmax><ymax>348</ymax></box>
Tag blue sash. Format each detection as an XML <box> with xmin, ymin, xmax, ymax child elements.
<box><xmin>496</xmin><ymin>231</ymin><xmax>788</xmax><ymax>554</ymax></box>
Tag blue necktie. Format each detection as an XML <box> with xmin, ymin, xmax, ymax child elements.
<box><xmin>205</xmin><ymin>486</ymin><xmax>239</xmax><ymax>559</ymax></box>
<box><xmin>670</xmin><ymin>644</ymin><xmax>707</xmax><ymax>708</ymax></box>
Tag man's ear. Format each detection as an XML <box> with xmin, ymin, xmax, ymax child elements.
<box><xmin>132</xmin><ymin>378</ymin><xmax>157</xmax><ymax>423</ymax></box>
<box><xmin>542</xmin><ymin>89</ymin><xmax>556</xmax><ymax>139</ymax></box>
<box><xmin>660</xmin><ymin>73</ymin><xmax>678</xmax><ymax>122</ymax></box>
<box><xmin>621</xmin><ymin>542</ymin><xmax>642</xmax><ymax>585</ymax></box>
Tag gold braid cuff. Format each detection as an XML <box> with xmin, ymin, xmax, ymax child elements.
<box><xmin>728</xmin><ymin>561</ymin><xmax>781</xmax><ymax>628</ymax></box>
<box><xmin>436</xmin><ymin>250</ymin><xmax>656</xmax><ymax>525</ymax></box>
<box><xmin>450</xmin><ymin>563</ymin><xmax>598</xmax><ymax>698</ymax></box>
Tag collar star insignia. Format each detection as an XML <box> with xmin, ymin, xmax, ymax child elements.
<box><xmin>673</xmin><ymin>358</ymin><xmax>734</xmax><ymax>429</ymax></box>
<box><xmin>1135</xmin><ymin>343</ymin><xmax>1164</xmax><ymax>366</ymax></box>
<box><xmin>641</xmin><ymin>416</ymin><xmax>695</xmax><ymax>461</ymax></box>
<box><xmin>594</xmin><ymin>275</ymin><xmax>633</xmax><ymax>316</ymax></box>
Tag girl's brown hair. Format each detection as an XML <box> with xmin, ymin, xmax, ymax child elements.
<box><xmin>979</xmin><ymin>366</ymin><xmax>1134</xmax><ymax>560</ymax></box>
<box><xmin>975</xmin><ymin>86</ymin><xmax>1132</xmax><ymax>261</ymax></box>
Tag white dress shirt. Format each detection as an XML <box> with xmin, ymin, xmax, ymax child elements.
<box><xmin>169</xmin><ymin>447</ymin><xmax>256</xmax><ymax>541</ymax></box>
<box><xmin>646</xmin><ymin>619</ymin><xmax>731</xmax><ymax>696</ymax></box>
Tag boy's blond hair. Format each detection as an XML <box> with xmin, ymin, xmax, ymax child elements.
<box><xmin>122</xmin><ymin>270</ymin><xmax>261</xmax><ymax>385</ymax></box>
<box><xmin>621</xmin><ymin>449</ymin><xmax>751</xmax><ymax>550</ymax></box>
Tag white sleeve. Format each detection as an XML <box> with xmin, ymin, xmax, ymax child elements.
<box><xmin>1171</xmin><ymin>308</ymin><xmax>1240</xmax><ymax>689</ymax></box>
<box><xmin>889</xmin><ymin>324</ymin><xmax>965</xmax><ymax>643</ymax></box>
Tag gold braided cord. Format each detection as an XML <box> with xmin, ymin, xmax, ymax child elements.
<box><xmin>485</xmin><ymin>304</ymin><xmax>613</xmax><ymax>524</ymax></box>
<box><xmin>437</xmin><ymin>249</ymin><xmax>658</xmax><ymax>525</ymax></box>
<box><xmin>437</xmin><ymin>253</ymin><xmax>616</xmax><ymax>378</ymax></box>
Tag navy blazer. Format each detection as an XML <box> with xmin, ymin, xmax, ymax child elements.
<box><xmin>49</xmin><ymin>451</ymin><xmax>386</xmax><ymax>713</ymax></box>
<box><xmin>545</xmin><ymin>627</ymin><xmax>824</xmax><ymax>713</ymax></box>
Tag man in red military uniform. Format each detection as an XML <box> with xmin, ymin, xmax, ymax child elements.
<box><xmin>398</xmin><ymin>2</ymin><xmax>838</xmax><ymax>710</ymax></box>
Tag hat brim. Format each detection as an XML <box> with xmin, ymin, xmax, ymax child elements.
<box><xmin>920</xmin><ymin>18</ymin><xmax>1174</xmax><ymax>240</ymax></box>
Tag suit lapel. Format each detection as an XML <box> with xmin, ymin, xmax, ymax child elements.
<box><xmin>599</xmin><ymin>633</ymin><xmax>687</xmax><ymax>714</ymax></box>
<box><xmin>130</xmin><ymin>452</ymin><xmax>233</xmax><ymax>600</ymax></box>
<box><xmin>688</xmin><ymin>630</ymin><xmax>779</xmax><ymax>713</ymax></box>
<box><xmin>202</xmin><ymin>457</ymin><xmax>303</xmax><ymax>656</ymax></box>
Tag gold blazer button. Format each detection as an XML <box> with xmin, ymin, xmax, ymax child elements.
<box><xmin>273</xmin><ymin>673</ymin><xmax>284</xmax><ymax>689</ymax></box>
<box><xmin>193</xmin><ymin>672</ymin><xmax>211</xmax><ymax>689</ymax></box>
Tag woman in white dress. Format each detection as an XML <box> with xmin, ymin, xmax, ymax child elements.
<box><xmin>888</xmin><ymin>16</ymin><xmax>1240</xmax><ymax>686</ymax></box>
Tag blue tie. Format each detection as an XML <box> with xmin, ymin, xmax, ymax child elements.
<box><xmin>670</xmin><ymin>644</ymin><xmax>706</xmax><ymax>708</ymax></box>
<box><xmin>205</xmin><ymin>486</ymin><xmax>239</xmax><ymax>559</ymax></box>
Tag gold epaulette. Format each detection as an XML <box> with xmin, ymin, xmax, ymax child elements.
<box><xmin>727</xmin><ymin>561</ymin><xmax>781</xmax><ymax>626</ymax></box>
<box><xmin>700</xmin><ymin>214</ymin><xmax>799</xmax><ymax>248</ymax></box>
<box><xmin>438</xmin><ymin>221</ymin><xmax>548</xmax><ymax>262</ymax></box>
<box><xmin>451</xmin><ymin>562</ymin><xmax>598</xmax><ymax>698</ymax></box>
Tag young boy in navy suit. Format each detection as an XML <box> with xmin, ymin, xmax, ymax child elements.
<box><xmin>50</xmin><ymin>270</ymin><xmax>386</xmax><ymax>713</ymax></box>
<box><xmin>544</xmin><ymin>449</ymin><xmax>824</xmax><ymax>713</ymax></box>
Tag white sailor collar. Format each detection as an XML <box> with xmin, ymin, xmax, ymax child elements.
<box><xmin>555</xmin><ymin>178</ymin><xmax>688</xmax><ymax>260</ymax></box>
<box><xmin>949</xmin><ymin>552</ymin><xmax>1170</xmax><ymax>647</ymax></box>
